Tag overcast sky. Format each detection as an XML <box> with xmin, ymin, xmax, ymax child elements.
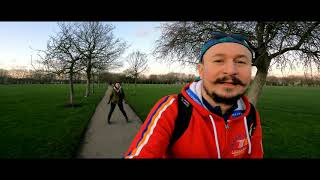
<box><xmin>0</xmin><ymin>21</ymin><xmax>311</xmax><ymax>77</ymax></box>
<box><xmin>0</xmin><ymin>21</ymin><xmax>197</xmax><ymax>76</ymax></box>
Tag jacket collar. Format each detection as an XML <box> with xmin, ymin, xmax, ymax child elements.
<box><xmin>181</xmin><ymin>80</ymin><xmax>251</xmax><ymax>120</ymax></box>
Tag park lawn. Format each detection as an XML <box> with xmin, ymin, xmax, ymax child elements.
<box><xmin>123</xmin><ymin>83</ymin><xmax>182</xmax><ymax>121</ymax></box>
<box><xmin>0</xmin><ymin>84</ymin><xmax>107</xmax><ymax>158</ymax></box>
<box><xmin>124</xmin><ymin>83</ymin><xmax>320</xmax><ymax>158</ymax></box>
<box><xmin>257</xmin><ymin>86</ymin><xmax>320</xmax><ymax>158</ymax></box>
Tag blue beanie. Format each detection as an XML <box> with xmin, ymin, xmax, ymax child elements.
<box><xmin>199</xmin><ymin>36</ymin><xmax>254</xmax><ymax>62</ymax></box>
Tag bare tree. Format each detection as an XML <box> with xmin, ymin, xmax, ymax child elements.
<box><xmin>40</xmin><ymin>23</ymin><xmax>83</xmax><ymax>106</ymax></box>
<box><xmin>154</xmin><ymin>21</ymin><xmax>320</xmax><ymax>106</ymax></box>
<box><xmin>72</xmin><ymin>22</ymin><xmax>127</xmax><ymax>97</ymax></box>
<box><xmin>125</xmin><ymin>51</ymin><xmax>149</xmax><ymax>87</ymax></box>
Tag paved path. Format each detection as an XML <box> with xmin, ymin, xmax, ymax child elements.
<box><xmin>77</xmin><ymin>86</ymin><xmax>142</xmax><ymax>158</ymax></box>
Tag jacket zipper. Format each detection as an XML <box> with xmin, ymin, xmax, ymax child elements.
<box><xmin>223</xmin><ymin>119</ymin><xmax>230</xmax><ymax>157</ymax></box>
<box><xmin>225</xmin><ymin>121</ymin><xmax>230</xmax><ymax>129</ymax></box>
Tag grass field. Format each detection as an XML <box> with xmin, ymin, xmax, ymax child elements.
<box><xmin>123</xmin><ymin>83</ymin><xmax>320</xmax><ymax>158</ymax></box>
<box><xmin>0</xmin><ymin>84</ymin><xmax>107</xmax><ymax>158</ymax></box>
<box><xmin>123</xmin><ymin>84</ymin><xmax>182</xmax><ymax>120</ymax></box>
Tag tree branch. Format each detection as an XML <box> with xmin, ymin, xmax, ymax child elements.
<box><xmin>270</xmin><ymin>22</ymin><xmax>320</xmax><ymax>59</ymax></box>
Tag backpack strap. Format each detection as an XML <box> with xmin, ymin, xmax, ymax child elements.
<box><xmin>168</xmin><ymin>93</ymin><xmax>193</xmax><ymax>148</ymax></box>
<box><xmin>246</xmin><ymin>103</ymin><xmax>257</xmax><ymax>138</ymax></box>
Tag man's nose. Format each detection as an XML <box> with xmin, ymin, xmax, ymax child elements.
<box><xmin>223</xmin><ymin>61</ymin><xmax>238</xmax><ymax>75</ymax></box>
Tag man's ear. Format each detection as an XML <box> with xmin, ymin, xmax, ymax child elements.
<box><xmin>197</xmin><ymin>63</ymin><xmax>204</xmax><ymax>80</ymax></box>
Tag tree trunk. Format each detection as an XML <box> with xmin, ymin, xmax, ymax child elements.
<box><xmin>85</xmin><ymin>67</ymin><xmax>91</xmax><ymax>97</ymax></box>
<box><xmin>85</xmin><ymin>76</ymin><xmax>90</xmax><ymax>97</ymax></box>
<box><xmin>92</xmin><ymin>72</ymin><xmax>94</xmax><ymax>94</ymax></box>
<box><xmin>85</xmin><ymin>61</ymin><xmax>92</xmax><ymax>97</ymax></box>
<box><xmin>69</xmin><ymin>73</ymin><xmax>74</xmax><ymax>106</ymax></box>
<box><xmin>247</xmin><ymin>55</ymin><xmax>272</xmax><ymax>107</ymax></box>
<box><xmin>133</xmin><ymin>76</ymin><xmax>137</xmax><ymax>95</ymax></box>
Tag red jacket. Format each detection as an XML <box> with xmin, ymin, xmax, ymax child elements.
<box><xmin>125</xmin><ymin>81</ymin><xmax>263</xmax><ymax>159</ymax></box>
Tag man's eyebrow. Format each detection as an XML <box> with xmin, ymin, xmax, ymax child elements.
<box><xmin>211</xmin><ymin>54</ymin><xmax>250</xmax><ymax>58</ymax></box>
<box><xmin>210</xmin><ymin>53</ymin><xmax>225</xmax><ymax>58</ymax></box>
<box><xmin>234</xmin><ymin>54</ymin><xmax>250</xmax><ymax>59</ymax></box>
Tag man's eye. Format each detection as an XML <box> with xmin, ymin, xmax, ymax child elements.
<box><xmin>213</xmin><ymin>60</ymin><xmax>223</xmax><ymax>63</ymax></box>
<box><xmin>236</xmin><ymin>61</ymin><xmax>247</xmax><ymax>64</ymax></box>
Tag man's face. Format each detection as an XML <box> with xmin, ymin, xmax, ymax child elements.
<box><xmin>198</xmin><ymin>43</ymin><xmax>252</xmax><ymax>105</ymax></box>
<box><xmin>115</xmin><ymin>83</ymin><xmax>120</xmax><ymax>89</ymax></box>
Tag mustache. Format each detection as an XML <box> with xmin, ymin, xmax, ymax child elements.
<box><xmin>203</xmin><ymin>84</ymin><xmax>245</xmax><ymax>105</ymax></box>
<box><xmin>213</xmin><ymin>76</ymin><xmax>246</xmax><ymax>86</ymax></box>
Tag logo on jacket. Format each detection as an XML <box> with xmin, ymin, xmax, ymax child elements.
<box><xmin>230</xmin><ymin>134</ymin><xmax>248</xmax><ymax>157</ymax></box>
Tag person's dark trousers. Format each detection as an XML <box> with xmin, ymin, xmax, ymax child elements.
<box><xmin>117</xmin><ymin>101</ymin><xmax>129</xmax><ymax>122</ymax></box>
<box><xmin>107</xmin><ymin>103</ymin><xmax>116</xmax><ymax>124</ymax></box>
<box><xmin>107</xmin><ymin>102</ymin><xmax>129</xmax><ymax>124</ymax></box>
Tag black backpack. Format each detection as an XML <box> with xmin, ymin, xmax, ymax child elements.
<box><xmin>168</xmin><ymin>93</ymin><xmax>257</xmax><ymax>148</ymax></box>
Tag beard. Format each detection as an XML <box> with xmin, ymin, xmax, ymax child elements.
<box><xmin>203</xmin><ymin>75</ymin><xmax>248</xmax><ymax>105</ymax></box>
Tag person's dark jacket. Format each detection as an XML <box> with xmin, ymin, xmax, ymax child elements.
<box><xmin>108</xmin><ymin>86</ymin><xmax>125</xmax><ymax>104</ymax></box>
